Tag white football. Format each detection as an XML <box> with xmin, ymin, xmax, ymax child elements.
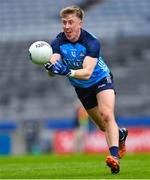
<box><xmin>29</xmin><ymin>41</ymin><xmax>53</xmax><ymax>64</ymax></box>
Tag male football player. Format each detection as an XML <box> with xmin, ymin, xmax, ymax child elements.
<box><xmin>44</xmin><ymin>6</ymin><xmax>128</xmax><ymax>174</ymax></box>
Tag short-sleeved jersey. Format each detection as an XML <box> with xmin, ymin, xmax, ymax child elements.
<box><xmin>51</xmin><ymin>29</ymin><xmax>110</xmax><ymax>88</ymax></box>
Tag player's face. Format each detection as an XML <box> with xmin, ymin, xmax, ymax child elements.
<box><xmin>61</xmin><ymin>14</ymin><xmax>82</xmax><ymax>42</ymax></box>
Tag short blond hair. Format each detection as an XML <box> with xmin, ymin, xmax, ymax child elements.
<box><xmin>60</xmin><ymin>6</ymin><xmax>84</xmax><ymax>20</ymax></box>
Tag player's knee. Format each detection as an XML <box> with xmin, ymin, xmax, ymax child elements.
<box><xmin>91</xmin><ymin>116</ymin><xmax>106</xmax><ymax>131</ymax></box>
<box><xmin>99</xmin><ymin>125</ymin><xmax>106</xmax><ymax>131</ymax></box>
<box><xmin>99</xmin><ymin>108</ymin><xmax>113</xmax><ymax>123</ymax></box>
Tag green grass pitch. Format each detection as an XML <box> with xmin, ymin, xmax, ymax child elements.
<box><xmin>0</xmin><ymin>153</ymin><xmax>149</xmax><ymax>179</ymax></box>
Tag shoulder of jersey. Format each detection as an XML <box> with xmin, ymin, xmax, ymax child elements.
<box><xmin>56</xmin><ymin>32</ymin><xmax>65</xmax><ymax>39</ymax></box>
<box><xmin>50</xmin><ymin>32</ymin><xmax>66</xmax><ymax>46</ymax></box>
<box><xmin>82</xmin><ymin>29</ymin><xmax>98</xmax><ymax>41</ymax></box>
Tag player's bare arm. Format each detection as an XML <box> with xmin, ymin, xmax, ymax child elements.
<box><xmin>72</xmin><ymin>56</ymin><xmax>97</xmax><ymax>80</ymax></box>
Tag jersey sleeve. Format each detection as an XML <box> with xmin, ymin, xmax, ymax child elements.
<box><xmin>86</xmin><ymin>39</ymin><xmax>100</xmax><ymax>58</ymax></box>
<box><xmin>50</xmin><ymin>38</ymin><xmax>60</xmax><ymax>54</ymax></box>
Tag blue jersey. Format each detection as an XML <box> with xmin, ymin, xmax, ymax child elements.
<box><xmin>51</xmin><ymin>29</ymin><xmax>110</xmax><ymax>88</ymax></box>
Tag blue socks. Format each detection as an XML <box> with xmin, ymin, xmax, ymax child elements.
<box><xmin>109</xmin><ymin>146</ymin><xmax>119</xmax><ymax>159</ymax></box>
<box><xmin>109</xmin><ymin>128</ymin><xmax>127</xmax><ymax>159</ymax></box>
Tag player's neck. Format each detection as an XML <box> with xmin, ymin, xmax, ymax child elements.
<box><xmin>71</xmin><ymin>29</ymin><xmax>81</xmax><ymax>42</ymax></box>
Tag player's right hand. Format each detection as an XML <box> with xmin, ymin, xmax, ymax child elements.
<box><xmin>44</xmin><ymin>62</ymin><xmax>55</xmax><ymax>77</ymax></box>
<box><xmin>44</xmin><ymin>62</ymin><xmax>53</xmax><ymax>71</ymax></box>
<box><xmin>52</xmin><ymin>60</ymin><xmax>71</xmax><ymax>76</ymax></box>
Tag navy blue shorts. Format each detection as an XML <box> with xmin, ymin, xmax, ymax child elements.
<box><xmin>74</xmin><ymin>73</ymin><xmax>115</xmax><ymax>110</ymax></box>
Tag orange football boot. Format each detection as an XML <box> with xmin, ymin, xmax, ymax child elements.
<box><xmin>106</xmin><ymin>155</ymin><xmax>120</xmax><ymax>174</ymax></box>
<box><xmin>118</xmin><ymin>128</ymin><xmax>128</xmax><ymax>159</ymax></box>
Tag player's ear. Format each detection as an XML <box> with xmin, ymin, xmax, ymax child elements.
<box><xmin>79</xmin><ymin>20</ymin><xmax>83</xmax><ymax>27</ymax></box>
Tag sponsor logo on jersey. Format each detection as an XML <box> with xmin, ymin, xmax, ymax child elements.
<box><xmin>71</xmin><ymin>50</ymin><xmax>76</xmax><ymax>58</ymax></box>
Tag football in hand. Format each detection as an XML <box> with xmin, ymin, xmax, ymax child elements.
<box><xmin>29</xmin><ymin>41</ymin><xmax>53</xmax><ymax>65</ymax></box>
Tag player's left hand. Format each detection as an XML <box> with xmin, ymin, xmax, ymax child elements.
<box><xmin>52</xmin><ymin>60</ymin><xmax>71</xmax><ymax>76</ymax></box>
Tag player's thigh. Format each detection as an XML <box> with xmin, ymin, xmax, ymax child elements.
<box><xmin>96</xmin><ymin>89</ymin><xmax>116</xmax><ymax>116</ymax></box>
<box><xmin>86</xmin><ymin>106</ymin><xmax>105</xmax><ymax>131</ymax></box>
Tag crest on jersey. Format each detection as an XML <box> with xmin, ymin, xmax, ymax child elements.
<box><xmin>80</xmin><ymin>51</ymin><xmax>85</xmax><ymax>57</ymax></box>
